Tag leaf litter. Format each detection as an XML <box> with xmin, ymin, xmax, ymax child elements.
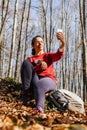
<box><xmin>0</xmin><ymin>78</ymin><xmax>87</xmax><ymax>130</ymax></box>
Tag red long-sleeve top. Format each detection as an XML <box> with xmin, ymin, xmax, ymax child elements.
<box><xmin>27</xmin><ymin>49</ymin><xmax>64</xmax><ymax>83</ymax></box>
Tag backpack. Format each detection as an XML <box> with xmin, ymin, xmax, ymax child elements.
<box><xmin>59</xmin><ymin>89</ymin><xmax>85</xmax><ymax>113</ymax></box>
<box><xmin>49</xmin><ymin>90</ymin><xmax>68</xmax><ymax>111</ymax></box>
<box><xmin>49</xmin><ymin>89</ymin><xmax>85</xmax><ymax>113</ymax></box>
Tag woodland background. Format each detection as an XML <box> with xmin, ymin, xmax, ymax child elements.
<box><xmin>0</xmin><ymin>0</ymin><xmax>87</xmax><ymax>101</ymax></box>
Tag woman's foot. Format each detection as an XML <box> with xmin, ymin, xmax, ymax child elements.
<box><xmin>33</xmin><ymin>106</ymin><xmax>44</xmax><ymax>114</ymax></box>
<box><xmin>21</xmin><ymin>93</ymin><xmax>29</xmax><ymax>106</ymax></box>
<box><xmin>21</xmin><ymin>90</ymin><xmax>33</xmax><ymax>106</ymax></box>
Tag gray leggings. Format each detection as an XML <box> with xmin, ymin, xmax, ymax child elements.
<box><xmin>21</xmin><ymin>59</ymin><xmax>57</xmax><ymax>109</ymax></box>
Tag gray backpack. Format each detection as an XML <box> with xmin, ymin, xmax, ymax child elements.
<box><xmin>49</xmin><ymin>89</ymin><xmax>85</xmax><ymax>113</ymax></box>
<box><xmin>49</xmin><ymin>90</ymin><xmax>68</xmax><ymax>111</ymax></box>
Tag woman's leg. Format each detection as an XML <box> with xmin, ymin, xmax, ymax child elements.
<box><xmin>21</xmin><ymin>59</ymin><xmax>35</xmax><ymax>91</ymax></box>
<box><xmin>35</xmin><ymin>77</ymin><xmax>57</xmax><ymax>110</ymax></box>
<box><xmin>20</xmin><ymin>59</ymin><xmax>39</xmax><ymax>105</ymax></box>
<box><xmin>21</xmin><ymin>60</ymin><xmax>57</xmax><ymax>109</ymax></box>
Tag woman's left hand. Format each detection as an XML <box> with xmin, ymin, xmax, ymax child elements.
<box><xmin>40</xmin><ymin>61</ymin><xmax>48</xmax><ymax>70</ymax></box>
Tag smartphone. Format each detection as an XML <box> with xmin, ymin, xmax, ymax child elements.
<box><xmin>57</xmin><ymin>29</ymin><xmax>63</xmax><ymax>33</ymax></box>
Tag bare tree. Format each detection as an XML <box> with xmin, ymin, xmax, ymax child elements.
<box><xmin>8</xmin><ymin>0</ymin><xmax>19</xmax><ymax>78</ymax></box>
<box><xmin>79</xmin><ymin>0</ymin><xmax>87</xmax><ymax>101</ymax></box>
<box><xmin>0</xmin><ymin>0</ymin><xmax>10</xmax><ymax>37</ymax></box>
<box><xmin>14</xmin><ymin>0</ymin><xmax>26</xmax><ymax>80</ymax></box>
<box><xmin>0</xmin><ymin>0</ymin><xmax>10</xmax><ymax>78</ymax></box>
<box><xmin>49</xmin><ymin>0</ymin><xmax>54</xmax><ymax>52</ymax></box>
<box><xmin>23</xmin><ymin>0</ymin><xmax>31</xmax><ymax>60</ymax></box>
<box><xmin>40</xmin><ymin>0</ymin><xmax>49</xmax><ymax>52</ymax></box>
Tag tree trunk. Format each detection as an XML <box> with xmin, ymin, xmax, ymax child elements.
<box><xmin>24</xmin><ymin>0</ymin><xmax>31</xmax><ymax>60</ymax></box>
<box><xmin>0</xmin><ymin>0</ymin><xmax>10</xmax><ymax>37</ymax></box>
<box><xmin>0</xmin><ymin>0</ymin><xmax>10</xmax><ymax>78</ymax></box>
<box><xmin>49</xmin><ymin>0</ymin><xmax>53</xmax><ymax>52</ymax></box>
<box><xmin>79</xmin><ymin>0</ymin><xmax>87</xmax><ymax>101</ymax></box>
<box><xmin>8</xmin><ymin>0</ymin><xmax>18</xmax><ymax>78</ymax></box>
<box><xmin>14</xmin><ymin>0</ymin><xmax>26</xmax><ymax>80</ymax></box>
<box><xmin>60</xmin><ymin>0</ymin><xmax>65</xmax><ymax>89</ymax></box>
<box><xmin>41</xmin><ymin>0</ymin><xmax>48</xmax><ymax>52</ymax></box>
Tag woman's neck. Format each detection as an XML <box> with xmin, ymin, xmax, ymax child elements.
<box><xmin>35</xmin><ymin>50</ymin><xmax>44</xmax><ymax>55</ymax></box>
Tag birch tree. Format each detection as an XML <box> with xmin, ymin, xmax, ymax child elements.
<box><xmin>8</xmin><ymin>0</ymin><xmax>18</xmax><ymax>78</ymax></box>
<box><xmin>14</xmin><ymin>0</ymin><xmax>26</xmax><ymax>80</ymax></box>
<box><xmin>0</xmin><ymin>0</ymin><xmax>10</xmax><ymax>78</ymax></box>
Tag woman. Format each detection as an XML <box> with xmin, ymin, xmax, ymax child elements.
<box><xmin>21</xmin><ymin>32</ymin><xmax>66</xmax><ymax>113</ymax></box>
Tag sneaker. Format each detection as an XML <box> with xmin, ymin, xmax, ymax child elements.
<box><xmin>33</xmin><ymin>106</ymin><xmax>44</xmax><ymax>114</ymax></box>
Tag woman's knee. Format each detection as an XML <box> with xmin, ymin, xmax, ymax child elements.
<box><xmin>21</xmin><ymin>59</ymin><xmax>33</xmax><ymax>72</ymax></box>
<box><xmin>22</xmin><ymin>59</ymin><xmax>31</xmax><ymax>67</ymax></box>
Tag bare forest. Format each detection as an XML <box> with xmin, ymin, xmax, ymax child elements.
<box><xmin>0</xmin><ymin>0</ymin><xmax>87</xmax><ymax>102</ymax></box>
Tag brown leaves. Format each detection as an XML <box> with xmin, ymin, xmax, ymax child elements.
<box><xmin>0</xmin><ymin>78</ymin><xmax>87</xmax><ymax>130</ymax></box>
<box><xmin>0</xmin><ymin>99</ymin><xmax>87</xmax><ymax>130</ymax></box>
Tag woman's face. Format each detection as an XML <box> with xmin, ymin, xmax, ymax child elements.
<box><xmin>33</xmin><ymin>37</ymin><xmax>44</xmax><ymax>53</ymax></box>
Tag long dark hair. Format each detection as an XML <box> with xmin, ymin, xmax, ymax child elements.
<box><xmin>31</xmin><ymin>35</ymin><xmax>43</xmax><ymax>55</ymax></box>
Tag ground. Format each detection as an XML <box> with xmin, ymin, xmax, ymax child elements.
<box><xmin>0</xmin><ymin>78</ymin><xmax>87</xmax><ymax>130</ymax></box>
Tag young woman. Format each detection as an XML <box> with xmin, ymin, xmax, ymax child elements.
<box><xmin>21</xmin><ymin>32</ymin><xmax>66</xmax><ymax>113</ymax></box>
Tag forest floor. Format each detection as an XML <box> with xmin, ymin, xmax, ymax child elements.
<box><xmin>0</xmin><ymin>78</ymin><xmax>87</xmax><ymax>130</ymax></box>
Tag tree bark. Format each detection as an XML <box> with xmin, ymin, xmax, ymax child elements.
<box><xmin>8</xmin><ymin>0</ymin><xmax>18</xmax><ymax>78</ymax></box>
<box><xmin>24</xmin><ymin>0</ymin><xmax>31</xmax><ymax>60</ymax></box>
<box><xmin>41</xmin><ymin>0</ymin><xmax>48</xmax><ymax>52</ymax></box>
<box><xmin>79</xmin><ymin>0</ymin><xmax>87</xmax><ymax>101</ymax></box>
<box><xmin>14</xmin><ymin>0</ymin><xmax>26</xmax><ymax>80</ymax></box>
<box><xmin>0</xmin><ymin>0</ymin><xmax>10</xmax><ymax>78</ymax></box>
<box><xmin>0</xmin><ymin>0</ymin><xmax>10</xmax><ymax>36</ymax></box>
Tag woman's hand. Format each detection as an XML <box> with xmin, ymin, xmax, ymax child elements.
<box><xmin>40</xmin><ymin>61</ymin><xmax>48</xmax><ymax>70</ymax></box>
<box><xmin>56</xmin><ymin>32</ymin><xmax>66</xmax><ymax>52</ymax></box>
<box><xmin>37</xmin><ymin>60</ymin><xmax>48</xmax><ymax>70</ymax></box>
<box><xmin>56</xmin><ymin>32</ymin><xmax>65</xmax><ymax>44</ymax></box>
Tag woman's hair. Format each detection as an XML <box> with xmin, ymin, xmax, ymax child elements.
<box><xmin>32</xmin><ymin>48</ymin><xmax>36</xmax><ymax>56</ymax></box>
<box><xmin>31</xmin><ymin>35</ymin><xmax>43</xmax><ymax>55</ymax></box>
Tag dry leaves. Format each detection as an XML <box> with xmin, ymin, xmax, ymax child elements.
<box><xmin>0</xmin><ymin>78</ymin><xmax>87</xmax><ymax>130</ymax></box>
